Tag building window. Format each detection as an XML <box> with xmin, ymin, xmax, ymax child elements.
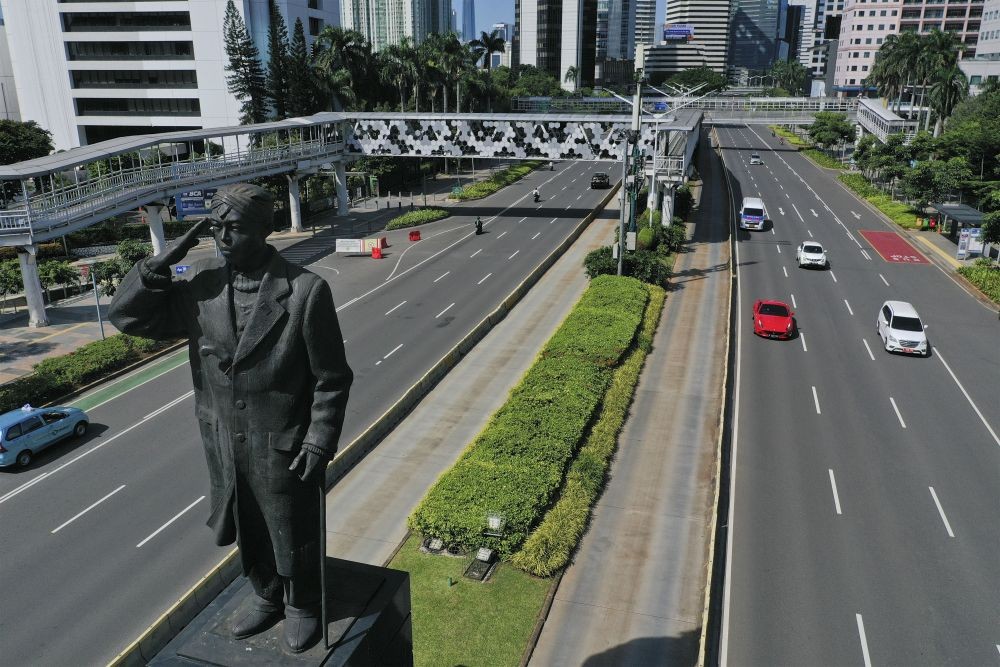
<box><xmin>66</xmin><ymin>40</ymin><xmax>194</xmax><ymax>60</ymax></box>
<box><xmin>75</xmin><ymin>97</ymin><xmax>201</xmax><ymax>116</ymax></box>
<box><xmin>61</xmin><ymin>11</ymin><xmax>191</xmax><ymax>32</ymax></box>
<box><xmin>71</xmin><ymin>69</ymin><xmax>198</xmax><ymax>88</ymax></box>
<box><xmin>308</xmin><ymin>17</ymin><xmax>322</xmax><ymax>36</ymax></box>
<box><xmin>308</xmin><ymin>0</ymin><xmax>322</xmax><ymax>7</ymax></box>
<box><xmin>970</xmin><ymin>75</ymin><xmax>982</xmax><ymax>84</ymax></box>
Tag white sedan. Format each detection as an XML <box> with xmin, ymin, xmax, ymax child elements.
<box><xmin>795</xmin><ymin>241</ymin><xmax>829</xmax><ymax>269</ymax></box>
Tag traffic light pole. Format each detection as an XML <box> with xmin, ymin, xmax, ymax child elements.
<box><xmin>618</xmin><ymin>54</ymin><xmax>645</xmax><ymax>277</ymax></box>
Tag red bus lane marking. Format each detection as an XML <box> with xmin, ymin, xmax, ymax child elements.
<box><xmin>859</xmin><ymin>230</ymin><xmax>930</xmax><ymax>264</ymax></box>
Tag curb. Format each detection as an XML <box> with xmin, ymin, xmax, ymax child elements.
<box><xmin>107</xmin><ymin>181</ymin><xmax>622</xmax><ymax>667</ymax></box>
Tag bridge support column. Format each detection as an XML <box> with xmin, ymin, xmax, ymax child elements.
<box><xmin>16</xmin><ymin>245</ymin><xmax>48</xmax><ymax>327</ymax></box>
<box><xmin>646</xmin><ymin>176</ymin><xmax>657</xmax><ymax>215</ymax></box>
<box><xmin>334</xmin><ymin>162</ymin><xmax>349</xmax><ymax>216</ymax></box>
<box><xmin>144</xmin><ymin>204</ymin><xmax>168</xmax><ymax>256</ymax></box>
<box><xmin>661</xmin><ymin>186</ymin><xmax>674</xmax><ymax>227</ymax></box>
<box><xmin>287</xmin><ymin>174</ymin><xmax>304</xmax><ymax>233</ymax></box>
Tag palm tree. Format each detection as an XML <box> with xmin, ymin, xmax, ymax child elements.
<box><xmin>470</xmin><ymin>29</ymin><xmax>506</xmax><ymax>72</ymax></box>
<box><xmin>564</xmin><ymin>65</ymin><xmax>579</xmax><ymax>89</ymax></box>
<box><xmin>312</xmin><ymin>26</ymin><xmax>370</xmax><ymax>109</ymax></box>
<box><xmin>381</xmin><ymin>38</ymin><xmax>416</xmax><ymax>112</ymax></box>
<box><xmin>916</xmin><ymin>29</ymin><xmax>962</xmax><ymax>131</ymax></box>
<box><xmin>929</xmin><ymin>62</ymin><xmax>968</xmax><ymax>137</ymax></box>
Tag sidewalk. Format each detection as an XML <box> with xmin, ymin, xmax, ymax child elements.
<box><xmin>0</xmin><ymin>162</ymin><xmax>497</xmax><ymax>385</ymax></box>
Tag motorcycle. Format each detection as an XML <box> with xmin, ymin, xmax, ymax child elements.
<box><xmin>533</xmin><ymin>192</ymin><xmax>540</xmax><ymax>203</ymax></box>
<box><xmin>475</xmin><ymin>218</ymin><xmax>483</xmax><ymax>235</ymax></box>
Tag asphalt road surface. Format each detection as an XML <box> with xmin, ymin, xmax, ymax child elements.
<box><xmin>717</xmin><ymin>125</ymin><xmax>1000</xmax><ymax>666</ymax></box>
<box><xmin>0</xmin><ymin>160</ymin><xmax>616</xmax><ymax>666</ymax></box>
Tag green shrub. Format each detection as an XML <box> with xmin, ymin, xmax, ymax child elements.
<box><xmin>636</xmin><ymin>227</ymin><xmax>655</xmax><ymax>250</ymax></box>
<box><xmin>512</xmin><ymin>285</ymin><xmax>666</xmax><ymax>575</ymax></box>
<box><xmin>451</xmin><ymin>161</ymin><xmax>542</xmax><ymax>201</ymax></box>
<box><xmin>658</xmin><ymin>222</ymin><xmax>687</xmax><ymax>254</ymax></box>
<box><xmin>803</xmin><ymin>148</ymin><xmax>846</xmax><ymax>170</ymax></box>
<box><xmin>627</xmin><ymin>249</ymin><xmax>670</xmax><ymax>286</ymax></box>
<box><xmin>409</xmin><ymin>276</ymin><xmax>648</xmax><ymax>557</ymax></box>
<box><xmin>583</xmin><ymin>245</ymin><xmax>674</xmax><ymax>286</ymax></box>
<box><xmin>385</xmin><ymin>208</ymin><xmax>449</xmax><ymax>230</ymax></box>
<box><xmin>0</xmin><ymin>373</ymin><xmax>74</xmax><ymax>415</ymax></box>
<box><xmin>838</xmin><ymin>173</ymin><xmax>921</xmax><ymax>229</ymax></box>
<box><xmin>583</xmin><ymin>246</ymin><xmax>616</xmax><ymax>278</ymax></box>
<box><xmin>957</xmin><ymin>261</ymin><xmax>1000</xmax><ymax>303</ymax></box>
<box><xmin>674</xmin><ymin>184</ymin><xmax>694</xmax><ymax>220</ymax></box>
<box><xmin>0</xmin><ymin>242</ymin><xmax>66</xmax><ymax>261</ymax></box>
<box><xmin>637</xmin><ymin>209</ymin><xmax>662</xmax><ymax>227</ymax></box>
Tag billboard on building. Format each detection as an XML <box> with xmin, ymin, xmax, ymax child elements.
<box><xmin>663</xmin><ymin>24</ymin><xmax>695</xmax><ymax>42</ymax></box>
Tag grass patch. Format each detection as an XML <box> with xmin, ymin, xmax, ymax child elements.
<box><xmin>802</xmin><ymin>148</ymin><xmax>847</xmax><ymax>170</ymax></box>
<box><xmin>838</xmin><ymin>173</ymin><xmax>922</xmax><ymax>229</ymax></box>
<box><xmin>389</xmin><ymin>534</ymin><xmax>550</xmax><ymax>667</ymax></box>
<box><xmin>769</xmin><ymin>125</ymin><xmax>810</xmax><ymax>148</ymax></box>
<box><xmin>511</xmin><ymin>285</ymin><xmax>666</xmax><ymax>576</ymax></box>
<box><xmin>451</xmin><ymin>161</ymin><xmax>543</xmax><ymax>201</ymax></box>
<box><xmin>958</xmin><ymin>260</ymin><xmax>1000</xmax><ymax>304</ymax></box>
<box><xmin>385</xmin><ymin>208</ymin><xmax>450</xmax><ymax>230</ymax></box>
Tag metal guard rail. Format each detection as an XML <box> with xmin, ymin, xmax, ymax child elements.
<box><xmin>0</xmin><ymin>139</ymin><xmax>345</xmax><ymax>236</ymax></box>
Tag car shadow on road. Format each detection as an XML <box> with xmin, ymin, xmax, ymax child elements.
<box><xmin>580</xmin><ymin>628</ymin><xmax>700</xmax><ymax>666</ymax></box>
<box><xmin>0</xmin><ymin>422</ymin><xmax>110</xmax><ymax>474</ymax></box>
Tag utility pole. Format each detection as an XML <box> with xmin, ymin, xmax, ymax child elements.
<box><xmin>618</xmin><ymin>47</ymin><xmax>645</xmax><ymax>276</ymax></box>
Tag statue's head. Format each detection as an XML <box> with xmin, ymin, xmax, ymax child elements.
<box><xmin>208</xmin><ymin>183</ymin><xmax>275</xmax><ymax>270</ymax></box>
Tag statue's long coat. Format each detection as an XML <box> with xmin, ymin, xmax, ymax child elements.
<box><xmin>109</xmin><ymin>250</ymin><xmax>352</xmax><ymax>577</ymax></box>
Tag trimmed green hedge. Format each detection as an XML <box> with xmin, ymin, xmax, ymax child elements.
<box><xmin>408</xmin><ymin>276</ymin><xmax>648</xmax><ymax>556</ymax></box>
<box><xmin>0</xmin><ymin>334</ymin><xmax>163</xmax><ymax>413</ymax></box>
<box><xmin>512</xmin><ymin>284</ymin><xmax>665</xmax><ymax>575</ymax></box>
<box><xmin>958</xmin><ymin>260</ymin><xmax>1000</xmax><ymax>304</ymax></box>
<box><xmin>385</xmin><ymin>208</ymin><xmax>450</xmax><ymax>230</ymax></box>
<box><xmin>451</xmin><ymin>161</ymin><xmax>543</xmax><ymax>201</ymax></box>
<box><xmin>803</xmin><ymin>148</ymin><xmax>847</xmax><ymax>170</ymax></box>
<box><xmin>838</xmin><ymin>173</ymin><xmax>921</xmax><ymax>229</ymax></box>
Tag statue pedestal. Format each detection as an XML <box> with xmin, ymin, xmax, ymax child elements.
<box><xmin>150</xmin><ymin>557</ymin><xmax>412</xmax><ymax>666</ymax></box>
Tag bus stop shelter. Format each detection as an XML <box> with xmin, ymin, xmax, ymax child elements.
<box><xmin>928</xmin><ymin>202</ymin><xmax>982</xmax><ymax>241</ymax></box>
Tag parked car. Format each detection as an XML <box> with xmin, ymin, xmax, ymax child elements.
<box><xmin>796</xmin><ymin>241</ymin><xmax>829</xmax><ymax>269</ymax></box>
<box><xmin>0</xmin><ymin>405</ymin><xmax>89</xmax><ymax>468</ymax></box>
<box><xmin>752</xmin><ymin>299</ymin><xmax>796</xmax><ymax>339</ymax></box>
<box><xmin>591</xmin><ymin>172</ymin><xmax>610</xmax><ymax>188</ymax></box>
<box><xmin>876</xmin><ymin>301</ymin><xmax>929</xmax><ymax>356</ymax></box>
<box><xmin>750</xmin><ymin>153</ymin><xmax>763</xmax><ymax>165</ymax></box>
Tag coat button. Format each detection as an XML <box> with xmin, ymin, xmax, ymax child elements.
<box><xmin>236</xmin><ymin>400</ymin><xmax>246</xmax><ymax>409</ymax></box>
<box><xmin>235</xmin><ymin>433</ymin><xmax>246</xmax><ymax>443</ymax></box>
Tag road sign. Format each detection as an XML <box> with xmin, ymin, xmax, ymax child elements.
<box><xmin>79</xmin><ymin>264</ymin><xmax>90</xmax><ymax>280</ymax></box>
<box><xmin>336</xmin><ymin>238</ymin><xmax>363</xmax><ymax>254</ymax></box>
<box><xmin>176</xmin><ymin>188</ymin><xmax>217</xmax><ymax>219</ymax></box>
<box><xmin>175</xmin><ymin>265</ymin><xmax>191</xmax><ymax>275</ymax></box>
<box><xmin>654</xmin><ymin>102</ymin><xmax>668</xmax><ymax>112</ymax></box>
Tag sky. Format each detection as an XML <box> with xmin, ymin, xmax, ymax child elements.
<box><xmin>457</xmin><ymin>0</ymin><xmax>667</xmax><ymax>41</ymax></box>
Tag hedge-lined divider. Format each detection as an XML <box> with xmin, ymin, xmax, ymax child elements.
<box><xmin>385</xmin><ymin>208</ymin><xmax>450</xmax><ymax>230</ymax></box>
<box><xmin>451</xmin><ymin>161</ymin><xmax>543</xmax><ymax>201</ymax></box>
<box><xmin>408</xmin><ymin>275</ymin><xmax>648</xmax><ymax>557</ymax></box>
<box><xmin>0</xmin><ymin>334</ymin><xmax>163</xmax><ymax>413</ymax></box>
<box><xmin>511</xmin><ymin>284</ymin><xmax>665</xmax><ymax>575</ymax></box>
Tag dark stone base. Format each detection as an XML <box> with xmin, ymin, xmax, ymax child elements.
<box><xmin>150</xmin><ymin>557</ymin><xmax>411</xmax><ymax>667</ymax></box>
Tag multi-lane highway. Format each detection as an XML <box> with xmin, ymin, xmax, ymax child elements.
<box><xmin>717</xmin><ymin>125</ymin><xmax>1000</xmax><ymax>665</ymax></box>
<box><xmin>0</xmin><ymin>159</ymin><xmax>616</xmax><ymax>666</ymax></box>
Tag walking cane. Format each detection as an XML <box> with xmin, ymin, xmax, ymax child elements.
<box><xmin>319</xmin><ymin>477</ymin><xmax>329</xmax><ymax>650</ymax></box>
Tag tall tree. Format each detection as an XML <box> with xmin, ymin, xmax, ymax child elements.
<box><xmin>470</xmin><ymin>29</ymin><xmax>505</xmax><ymax>72</ymax></box>
<box><xmin>286</xmin><ymin>18</ymin><xmax>315</xmax><ymax>116</ymax></box>
<box><xmin>312</xmin><ymin>26</ymin><xmax>370</xmax><ymax>110</ymax></box>
<box><xmin>928</xmin><ymin>62</ymin><xmax>967</xmax><ymax>137</ymax></box>
<box><xmin>381</xmin><ymin>39</ymin><xmax>416</xmax><ymax>112</ymax></box>
<box><xmin>0</xmin><ymin>120</ymin><xmax>53</xmax><ymax>203</ymax></box>
<box><xmin>770</xmin><ymin>60</ymin><xmax>806</xmax><ymax>95</ymax></box>
<box><xmin>808</xmin><ymin>112</ymin><xmax>855</xmax><ymax>149</ymax></box>
<box><xmin>223</xmin><ymin>0</ymin><xmax>268</xmax><ymax>124</ymax></box>
<box><xmin>265</xmin><ymin>0</ymin><xmax>291</xmax><ymax>119</ymax></box>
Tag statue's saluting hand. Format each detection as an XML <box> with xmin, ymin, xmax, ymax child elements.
<box><xmin>146</xmin><ymin>217</ymin><xmax>212</xmax><ymax>275</ymax></box>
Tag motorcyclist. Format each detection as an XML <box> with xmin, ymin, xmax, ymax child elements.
<box><xmin>549</xmin><ymin>161</ymin><xmax>554</xmax><ymax>171</ymax></box>
<box><xmin>475</xmin><ymin>216</ymin><xmax>483</xmax><ymax>234</ymax></box>
<box><xmin>533</xmin><ymin>188</ymin><xmax>540</xmax><ymax>202</ymax></box>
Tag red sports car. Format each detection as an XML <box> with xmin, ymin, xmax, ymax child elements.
<box><xmin>752</xmin><ymin>299</ymin><xmax>796</xmax><ymax>339</ymax></box>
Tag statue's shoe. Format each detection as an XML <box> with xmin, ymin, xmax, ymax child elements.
<box><xmin>283</xmin><ymin>604</ymin><xmax>321</xmax><ymax>653</ymax></box>
<box><xmin>232</xmin><ymin>600</ymin><xmax>283</xmax><ymax>639</ymax></box>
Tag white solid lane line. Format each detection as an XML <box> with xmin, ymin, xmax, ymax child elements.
<box><xmin>508</xmin><ymin>250</ymin><xmax>520</xmax><ymax>260</ymax></box>
<box><xmin>812</xmin><ymin>386</ymin><xmax>821</xmax><ymax>414</ymax></box>
<box><xmin>477</xmin><ymin>272</ymin><xmax>492</xmax><ymax>285</ymax></box>
<box><xmin>384</xmin><ymin>300</ymin><xmax>406</xmax><ymax>316</ymax></box>
<box><xmin>782</xmin><ymin>266</ymin><xmax>788</xmax><ymax>278</ymax></box>
<box><xmin>435</xmin><ymin>303</ymin><xmax>455</xmax><ymax>319</ymax></box>
<box><xmin>470</xmin><ymin>249</ymin><xmax>482</xmax><ymax>258</ymax></box>
<box><xmin>828</xmin><ymin>469</ymin><xmax>843</xmax><ymax>515</ymax></box>
<box><xmin>889</xmin><ymin>396</ymin><xmax>907</xmax><ymax>428</ymax></box>
<box><xmin>136</xmin><ymin>496</ymin><xmax>204</xmax><ymax>548</ymax></box>
<box><xmin>433</xmin><ymin>271</ymin><xmax>450</xmax><ymax>283</ymax></box>
<box><xmin>863</xmin><ymin>338</ymin><xmax>876</xmax><ymax>361</ymax></box>
<box><xmin>879</xmin><ymin>273</ymin><xmax>890</xmax><ymax>287</ymax></box>
<box><xmin>800</xmin><ymin>331</ymin><xmax>808</xmax><ymax>352</ymax></box>
<box><xmin>383</xmin><ymin>343</ymin><xmax>404</xmax><ymax>359</ymax></box>
<box><xmin>51</xmin><ymin>484</ymin><xmax>126</xmax><ymax>534</ymax></box>
<box><xmin>844</xmin><ymin>299</ymin><xmax>854</xmax><ymax>316</ymax></box>
<box><xmin>497</xmin><ymin>230</ymin><xmax>508</xmax><ymax>239</ymax></box>
<box><xmin>929</xmin><ymin>486</ymin><xmax>956</xmax><ymax>538</ymax></box>
<box><xmin>856</xmin><ymin>614</ymin><xmax>873</xmax><ymax>667</ymax></box>
<box><xmin>792</xmin><ymin>203</ymin><xmax>804</xmax><ymax>224</ymax></box>
<box><xmin>531</xmin><ymin>232</ymin><xmax>541</xmax><ymax>240</ymax></box>
<box><xmin>934</xmin><ymin>349</ymin><xmax>1000</xmax><ymax>448</ymax></box>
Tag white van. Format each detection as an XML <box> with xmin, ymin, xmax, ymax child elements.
<box><xmin>739</xmin><ymin>196</ymin><xmax>768</xmax><ymax>230</ymax></box>
<box><xmin>876</xmin><ymin>300</ymin><xmax>929</xmax><ymax>356</ymax></box>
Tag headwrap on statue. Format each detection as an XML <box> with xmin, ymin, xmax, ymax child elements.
<box><xmin>209</xmin><ymin>183</ymin><xmax>275</xmax><ymax>236</ymax></box>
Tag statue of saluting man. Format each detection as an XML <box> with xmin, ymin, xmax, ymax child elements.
<box><xmin>109</xmin><ymin>183</ymin><xmax>353</xmax><ymax>653</ymax></box>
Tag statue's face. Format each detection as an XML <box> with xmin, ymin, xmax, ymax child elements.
<box><xmin>210</xmin><ymin>207</ymin><xmax>268</xmax><ymax>270</ymax></box>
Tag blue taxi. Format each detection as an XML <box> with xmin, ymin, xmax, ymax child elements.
<box><xmin>0</xmin><ymin>405</ymin><xmax>89</xmax><ymax>468</ymax></box>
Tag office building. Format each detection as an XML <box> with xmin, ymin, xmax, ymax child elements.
<box><xmin>491</xmin><ymin>22</ymin><xmax>512</xmax><ymax>67</ymax></box>
<box><xmin>962</xmin><ymin>0</ymin><xmax>1000</xmax><ymax>93</ymax></box>
<box><xmin>788</xmin><ymin>0</ymin><xmax>818</xmax><ymax>70</ymax></box>
<box><xmin>0</xmin><ymin>3</ymin><xmax>20</xmax><ymax>121</ymax></box>
<box><xmin>607</xmin><ymin>0</ymin><xmax>637</xmax><ymax>60</ymax></box>
<box><xmin>428</xmin><ymin>0</ymin><xmax>453</xmax><ymax>34</ymax></box>
<box><xmin>634</xmin><ymin>0</ymin><xmax>656</xmax><ymax>49</ymax></box>
<box><xmin>463</xmin><ymin>0</ymin><xmax>476</xmax><ymax>40</ymax></box>
<box><xmin>810</xmin><ymin>0</ymin><xmax>843</xmax><ymax>79</ymax></box>
<box><xmin>343</xmin><ymin>0</ymin><xmax>450</xmax><ymax>50</ymax></box>
<box><xmin>641</xmin><ymin>41</ymin><xmax>710</xmax><ymax>79</ymax></box>
<box><xmin>516</xmin><ymin>0</ymin><xmax>598</xmax><ymax>90</ymax></box>
<box><xmin>833</xmin><ymin>0</ymin><xmax>982</xmax><ymax>93</ymax></box>
<box><xmin>1</xmin><ymin>0</ymin><xmax>337</xmax><ymax>150</ymax></box>
<box><xmin>728</xmin><ymin>0</ymin><xmax>790</xmax><ymax>72</ymax></box>
<box><xmin>664</xmin><ymin>0</ymin><xmax>732</xmax><ymax>73</ymax></box>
